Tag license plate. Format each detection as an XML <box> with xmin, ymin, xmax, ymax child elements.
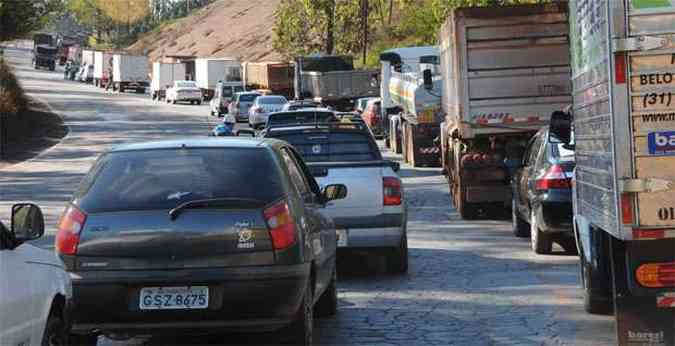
<box><xmin>336</xmin><ymin>229</ymin><xmax>348</xmax><ymax>247</ymax></box>
<box><xmin>139</xmin><ymin>286</ymin><xmax>208</xmax><ymax>310</ymax></box>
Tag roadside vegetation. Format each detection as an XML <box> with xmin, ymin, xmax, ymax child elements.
<box><xmin>273</xmin><ymin>0</ymin><xmax>547</xmax><ymax>67</ymax></box>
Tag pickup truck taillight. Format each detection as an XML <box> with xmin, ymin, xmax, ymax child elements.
<box><xmin>535</xmin><ymin>164</ymin><xmax>570</xmax><ymax>190</ymax></box>
<box><xmin>636</xmin><ymin>262</ymin><xmax>675</xmax><ymax>288</ymax></box>
<box><xmin>383</xmin><ymin>177</ymin><xmax>402</xmax><ymax>206</ymax></box>
<box><xmin>264</xmin><ymin>200</ymin><xmax>297</xmax><ymax>250</ymax></box>
<box><xmin>55</xmin><ymin>205</ymin><xmax>87</xmax><ymax>255</ymax></box>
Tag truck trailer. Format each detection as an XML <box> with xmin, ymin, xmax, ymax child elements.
<box><xmin>151</xmin><ymin>62</ymin><xmax>186</xmax><ymax>101</ymax></box>
<box><xmin>195</xmin><ymin>58</ymin><xmax>242</xmax><ymax>101</ymax></box>
<box><xmin>294</xmin><ymin>55</ymin><xmax>380</xmax><ymax>111</ymax></box>
<box><xmin>381</xmin><ymin>46</ymin><xmax>442</xmax><ymax>167</ymax></box>
<box><xmin>438</xmin><ymin>3</ymin><xmax>572</xmax><ymax>219</ymax></box>
<box><xmin>242</xmin><ymin>61</ymin><xmax>294</xmax><ymax>97</ymax></box>
<box><xmin>93</xmin><ymin>51</ymin><xmax>113</xmax><ymax>88</ymax></box>
<box><xmin>112</xmin><ymin>54</ymin><xmax>149</xmax><ymax>93</ymax></box>
<box><xmin>555</xmin><ymin>1</ymin><xmax>675</xmax><ymax>344</ymax></box>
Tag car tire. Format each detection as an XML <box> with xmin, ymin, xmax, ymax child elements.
<box><xmin>512</xmin><ymin>199</ymin><xmax>530</xmax><ymax>238</ymax></box>
<box><xmin>286</xmin><ymin>281</ymin><xmax>313</xmax><ymax>345</ymax></box>
<box><xmin>387</xmin><ymin>233</ymin><xmax>409</xmax><ymax>274</ymax></box>
<box><xmin>530</xmin><ymin>209</ymin><xmax>552</xmax><ymax>254</ymax></box>
<box><xmin>558</xmin><ymin>237</ymin><xmax>579</xmax><ymax>255</ymax></box>
<box><xmin>41</xmin><ymin>309</ymin><xmax>67</xmax><ymax>346</ymax></box>
<box><xmin>172</xmin><ymin>99</ymin><xmax>177</xmax><ymax>105</ymax></box>
<box><xmin>68</xmin><ymin>334</ymin><xmax>98</xmax><ymax>346</ymax></box>
<box><xmin>315</xmin><ymin>268</ymin><xmax>337</xmax><ymax>317</ymax></box>
<box><xmin>197</xmin><ymin>100</ymin><xmax>202</xmax><ymax>105</ymax></box>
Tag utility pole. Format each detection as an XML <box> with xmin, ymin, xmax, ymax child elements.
<box><xmin>186</xmin><ymin>0</ymin><xmax>190</xmax><ymax>14</ymax></box>
<box><xmin>361</xmin><ymin>0</ymin><xmax>368</xmax><ymax>65</ymax></box>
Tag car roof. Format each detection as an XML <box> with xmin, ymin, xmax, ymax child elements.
<box><xmin>257</xmin><ymin>95</ymin><xmax>287</xmax><ymax>99</ymax></box>
<box><xmin>265</xmin><ymin>123</ymin><xmax>370</xmax><ymax>135</ymax></box>
<box><xmin>235</xmin><ymin>91</ymin><xmax>261</xmax><ymax>96</ymax></box>
<box><xmin>275</xmin><ymin>108</ymin><xmax>333</xmax><ymax>113</ymax></box>
<box><xmin>110</xmin><ymin>138</ymin><xmax>285</xmax><ymax>152</ymax></box>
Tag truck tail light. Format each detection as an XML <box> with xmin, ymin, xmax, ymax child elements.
<box><xmin>535</xmin><ymin>164</ymin><xmax>570</xmax><ymax>190</ymax></box>
<box><xmin>264</xmin><ymin>200</ymin><xmax>297</xmax><ymax>250</ymax></box>
<box><xmin>55</xmin><ymin>206</ymin><xmax>87</xmax><ymax>255</ymax></box>
<box><xmin>383</xmin><ymin>177</ymin><xmax>402</xmax><ymax>206</ymax></box>
<box><xmin>615</xmin><ymin>53</ymin><xmax>626</xmax><ymax>84</ymax></box>
<box><xmin>636</xmin><ymin>262</ymin><xmax>675</xmax><ymax>288</ymax></box>
<box><xmin>621</xmin><ymin>193</ymin><xmax>634</xmax><ymax>224</ymax></box>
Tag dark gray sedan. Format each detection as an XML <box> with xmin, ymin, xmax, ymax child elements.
<box><xmin>57</xmin><ymin>138</ymin><xmax>345</xmax><ymax>345</ymax></box>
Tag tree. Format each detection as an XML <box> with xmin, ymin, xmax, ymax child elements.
<box><xmin>0</xmin><ymin>0</ymin><xmax>62</xmax><ymax>41</ymax></box>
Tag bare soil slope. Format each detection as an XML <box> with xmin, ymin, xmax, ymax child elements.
<box><xmin>127</xmin><ymin>0</ymin><xmax>282</xmax><ymax>62</ymax></box>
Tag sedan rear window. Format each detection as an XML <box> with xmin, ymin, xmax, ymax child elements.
<box><xmin>176</xmin><ymin>82</ymin><xmax>197</xmax><ymax>88</ymax></box>
<box><xmin>268</xmin><ymin>111</ymin><xmax>337</xmax><ymax>127</ymax></box>
<box><xmin>269</xmin><ymin>131</ymin><xmax>380</xmax><ymax>162</ymax></box>
<box><xmin>259</xmin><ymin>96</ymin><xmax>288</xmax><ymax>105</ymax></box>
<box><xmin>238</xmin><ymin>94</ymin><xmax>259</xmax><ymax>102</ymax></box>
<box><xmin>74</xmin><ymin>148</ymin><xmax>284</xmax><ymax>213</ymax></box>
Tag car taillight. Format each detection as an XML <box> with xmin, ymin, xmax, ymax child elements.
<box><xmin>636</xmin><ymin>262</ymin><xmax>675</xmax><ymax>288</ymax></box>
<box><xmin>535</xmin><ymin>164</ymin><xmax>571</xmax><ymax>190</ymax></box>
<box><xmin>55</xmin><ymin>206</ymin><xmax>87</xmax><ymax>255</ymax></box>
<box><xmin>264</xmin><ymin>200</ymin><xmax>296</xmax><ymax>250</ymax></box>
<box><xmin>383</xmin><ymin>177</ymin><xmax>402</xmax><ymax>206</ymax></box>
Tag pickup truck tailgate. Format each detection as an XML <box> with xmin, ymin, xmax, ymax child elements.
<box><xmin>312</xmin><ymin>165</ymin><xmax>384</xmax><ymax>218</ymax></box>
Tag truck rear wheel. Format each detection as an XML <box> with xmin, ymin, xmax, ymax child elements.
<box><xmin>455</xmin><ymin>184</ymin><xmax>478</xmax><ymax>220</ymax></box>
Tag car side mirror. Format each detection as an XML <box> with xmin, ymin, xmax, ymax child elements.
<box><xmin>388</xmin><ymin>161</ymin><xmax>400</xmax><ymax>172</ymax></box>
<box><xmin>11</xmin><ymin>203</ymin><xmax>45</xmax><ymax>246</ymax></box>
<box><xmin>423</xmin><ymin>69</ymin><xmax>433</xmax><ymax>90</ymax></box>
<box><xmin>322</xmin><ymin>184</ymin><xmax>348</xmax><ymax>202</ymax></box>
<box><xmin>236</xmin><ymin>129</ymin><xmax>256</xmax><ymax>137</ymax></box>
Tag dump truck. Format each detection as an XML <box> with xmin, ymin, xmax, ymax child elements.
<box><xmin>242</xmin><ymin>61</ymin><xmax>294</xmax><ymax>97</ymax></box>
<box><xmin>195</xmin><ymin>58</ymin><xmax>242</xmax><ymax>101</ymax></box>
<box><xmin>381</xmin><ymin>46</ymin><xmax>442</xmax><ymax>167</ymax></box>
<box><xmin>553</xmin><ymin>1</ymin><xmax>675</xmax><ymax>345</ymax></box>
<box><xmin>32</xmin><ymin>33</ymin><xmax>56</xmax><ymax>71</ymax></box>
<box><xmin>112</xmin><ymin>54</ymin><xmax>149</xmax><ymax>93</ymax></box>
<box><xmin>438</xmin><ymin>3</ymin><xmax>571</xmax><ymax>219</ymax></box>
<box><xmin>151</xmin><ymin>62</ymin><xmax>186</xmax><ymax>101</ymax></box>
<box><xmin>93</xmin><ymin>51</ymin><xmax>113</xmax><ymax>88</ymax></box>
<box><xmin>294</xmin><ymin>55</ymin><xmax>380</xmax><ymax>111</ymax></box>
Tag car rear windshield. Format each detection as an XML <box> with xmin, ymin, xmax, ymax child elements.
<box><xmin>239</xmin><ymin>94</ymin><xmax>258</xmax><ymax>102</ymax></box>
<box><xmin>268</xmin><ymin>111</ymin><xmax>337</xmax><ymax>127</ymax></box>
<box><xmin>549</xmin><ymin>135</ymin><xmax>575</xmax><ymax>163</ymax></box>
<box><xmin>74</xmin><ymin>148</ymin><xmax>284</xmax><ymax>213</ymax></box>
<box><xmin>259</xmin><ymin>96</ymin><xmax>287</xmax><ymax>105</ymax></box>
<box><xmin>269</xmin><ymin>131</ymin><xmax>380</xmax><ymax>162</ymax></box>
<box><xmin>177</xmin><ymin>82</ymin><xmax>197</xmax><ymax>88</ymax></box>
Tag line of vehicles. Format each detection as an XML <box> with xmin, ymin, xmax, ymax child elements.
<box><xmin>9</xmin><ymin>1</ymin><xmax>674</xmax><ymax>345</ymax></box>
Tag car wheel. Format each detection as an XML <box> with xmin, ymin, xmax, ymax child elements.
<box><xmin>41</xmin><ymin>310</ymin><xmax>67</xmax><ymax>346</ymax></box>
<box><xmin>197</xmin><ymin>100</ymin><xmax>202</xmax><ymax>105</ymax></box>
<box><xmin>315</xmin><ymin>268</ymin><xmax>337</xmax><ymax>317</ymax></box>
<box><xmin>172</xmin><ymin>99</ymin><xmax>177</xmax><ymax>105</ymax></box>
<box><xmin>530</xmin><ymin>209</ymin><xmax>552</xmax><ymax>254</ymax></box>
<box><xmin>387</xmin><ymin>233</ymin><xmax>409</xmax><ymax>274</ymax></box>
<box><xmin>558</xmin><ymin>237</ymin><xmax>579</xmax><ymax>255</ymax></box>
<box><xmin>286</xmin><ymin>281</ymin><xmax>313</xmax><ymax>345</ymax></box>
<box><xmin>512</xmin><ymin>199</ymin><xmax>530</xmax><ymax>238</ymax></box>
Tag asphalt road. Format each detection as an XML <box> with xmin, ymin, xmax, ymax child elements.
<box><xmin>0</xmin><ymin>46</ymin><xmax>615</xmax><ymax>346</ymax></box>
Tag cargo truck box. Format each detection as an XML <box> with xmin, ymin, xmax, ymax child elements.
<box><xmin>195</xmin><ymin>58</ymin><xmax>241</xmax><ymax>100</ymax></box>
<box><xmin>112</xmin><ymin>54</ymin><xmax>149</xmax><ymax>93</ymax></box>
<box><xmin>93</xmin><ymin>51</ymin><xmax>113</xmax><ymax>87</ymax></box>
<box><xmin>243</xmin><ymin>62</ymin><xmax>293</xmax><ymax>96</ymax></box>
<box><xmin>151</xmin><ymin>62</ymin><xmax>186</xmax><ymax>100</ymax></box>
<box><xmin>438</xmin><ymin>3</ymin><xmax>571</xmax><ymax>219</ymax></box>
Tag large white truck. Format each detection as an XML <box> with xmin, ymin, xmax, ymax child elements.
<box><xmin>381</xmin><ymin>46</ymin><xmax>442</xmax><ymax>167</ymax></box>
<box><xmin>380</xmin><ymin>46</ymin><xmax>438</xmax><ymax>143</ymax></box>
<box><xmin>81</xmin><ymin>49</ymin><xmax>94</xmax><ymax>66</ymax></box>
<box><xmin>150</xmin><ymin>62</ymin><xmax>186</xmax><ymax>101</ymax></box>
<box><xmin>112</xmin><ymin>54</ymin><xmax>149</xmax><ymax>93</ymax></box>
<box><xmin>195</xmin><ymin>58</ymin><xmax>242</xmax><ymax>101</ymax></box>
<box><xmin>553</xmin><ymin>1</ymin><xmax>675</xmax><ymax>344</ymax></box>
<box><xmin>438</xmin><ymin>3</ymin><xmax>571</xmax><ymax>219</ymax></box>
<box><xmin>93</xmin><ymin>51</ymin><xmax>113</xmax><ymax>88</ymax></box>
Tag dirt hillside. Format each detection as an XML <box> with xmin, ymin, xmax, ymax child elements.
<box><xmin>127</xmin><ymin>0</ymin><xmax>282</xmax><ymax>62</ymax></box>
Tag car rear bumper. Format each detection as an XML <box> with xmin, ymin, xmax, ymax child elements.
<box><xmin>69</xmin><ymin>264</ymin><xmax>310</xmax><ymax>335</ymax></box>
<box><xmin>333</xmin><ymin>213</ymin><xmax>405</xmax><ymax>248</ymax></box>
<box><xmin>537</xmin><ymin>201</ymin><xmax>573</xmax><ymax>234</ymax></box>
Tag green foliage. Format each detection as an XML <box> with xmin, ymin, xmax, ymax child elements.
<box><xmin>273</xmin><ymin>0</ymin><xmax>548</xmax><ymax>66</ymax></box>
<box><xmin>0</xmin><ymin>0</ymin><xmax>62</xmax><ymax>41</ymax></box>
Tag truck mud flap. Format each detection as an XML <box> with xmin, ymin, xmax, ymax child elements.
<box><xmin>612</xmin><ymin>239</ymin><xmax>675</xmax><ymax>346</ymax></box>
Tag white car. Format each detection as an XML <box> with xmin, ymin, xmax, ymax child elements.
<box><xmin>248</xmin><ymin>95</ymin><xmax>288</xmax><ymax>129</ymax></box>
<box><xmin>165</xmin><ymin>80</ymin><xmax>203</xmax><ymax>105</ymax></box>
<box><xmin>79</xmin><ymin>64</ymin><xmax>93</xmax><ymax>83</ymax></box>
<box><xmin>0</xmin><ymin>204</ymin><xmax>73</xmax><ymax>346</ymax></box>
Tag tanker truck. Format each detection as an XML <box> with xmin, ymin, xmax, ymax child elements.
<box><xmin>386</xmin><ymin>57</ymin><xmax>443</xmax><ymax>167</ymax></box>
<box><xmin>439</xmin><ymin>3</ymin><xmax>571</xmax><ymax>219</ymax></box>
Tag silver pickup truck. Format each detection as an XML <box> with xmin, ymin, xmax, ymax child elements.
<box><xmin>264</xmin><ymin>122</ymin><xmax>408</xmax><ymax>274</ymax></box>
